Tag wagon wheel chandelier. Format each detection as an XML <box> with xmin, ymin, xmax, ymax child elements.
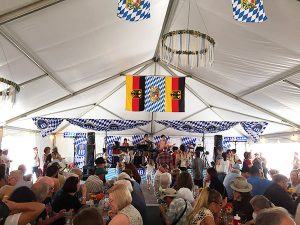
<box><xmin>161</xmin><ymin>0</ymin><xmax>215</xmax><ymax>68</ymax></box>
<box><xmin>0</xmin><ymin>40</ymin><xmax>20</xmax><ymax>106</ymax></box>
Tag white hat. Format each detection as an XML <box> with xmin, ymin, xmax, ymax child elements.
<box><xmin>230</xmin><ymin>176</ymin><xmax>252</xmax><ymax>193</ymax></box>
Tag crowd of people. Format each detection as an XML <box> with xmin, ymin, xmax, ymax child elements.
<box><xmin>0</xmin><ymin>143</ymin><xmax>300</xmax><ymax>225</ymax></box>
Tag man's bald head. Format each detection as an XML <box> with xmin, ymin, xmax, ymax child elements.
<box><xmin>36</xmin><ymin>176</ymin><xmax>55</xmax><ymax>197</ymax></box>
<box><xmin>32</xmin><ymin>182</ymin><xmax>49</xmax><ymax>202</ymax></box>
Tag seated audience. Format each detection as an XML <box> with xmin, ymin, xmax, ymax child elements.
<box><xmin>108</xmin><ymin>183</ymin><xmax>143</xmax><ymax>225</ymax></box>
<box><xmin>124</xmin><ymin>163</ymin><xmax>141</xmax><ymax>184</ymax></box>
<box><xmin>18</xmin><ymin>164</ymin><xmax>32</xmax><ymax>182</ymax></box>
<box><xmin>32</xmin><ymin>181</ymin><xmax>65</xmax><ymax>225</ymax></box>
<box><xmin>241</xmin><ymin>166</ymin><xmax>250</xmax><ymax>179</ymax></box>
<box><xmin>159</xmin><ymin>188</ymin><xmax>192</xmax><ymax>225</ymax></box>
<box><xmin>117</xmin><ymin>173</ymin><xmax>146</xmax><ymax>222</ymax></box>
<box><xmin>245</xmin><ymin>195</ymin><xmax>274</xmax><ymax>225</ymax></box>
<box><xmin>85</xmin><ymin>175</ymin><xmax>104</xmax><ymax>199</ymax></box>
<box><xmin>52</xmin><ymin>176</ymin><xmax>86</xmax><ymax>225</ymax></box>
<box><xmin>73</xmin><ymin>207</ymin><xmax>103</xmax><ymax>225</ymax></box>
<box><xmin>187</xmin><ymin>187</ymin><xmax>222</xmax><ymax>225</ymax></box>
<box><xmin>154</xmin><ymin>164</ymin><xmax>169</xmax><ymax>195</ymax></box>
<box><xmin>0</xmin><ymin>170</ymin><xmax>25</xmax><ymax>199</ymax></box>
<box><xmin>223</xmin><ymin>164</ymin><xmax>241</xmax><ymax>201</ymax></box>
<box><xmin>174</xmin><ymin>171</ymin><xmax>194</xmax><ymax>204</ymax></box>
<box><xmin>289</xmin><ymin>169</ymin><xmax>300</xmax><ymax>194</ymax></box>
<box><xmin>231</xmin><ymin>176</ymin><xmax>253</xmax><ymax>223</ymax></box>
<box><xmin>264</xmin><ymin>174</ymin><xmax>295</xmax><ymax>215</ymax></box>
<box><xmin>46</xmin><ymin>165</ymin><xmax>61</xmax><ymax>192</ymax></box>
<box><xmin>95</xmin><ymin>157</ymin><xmax>107</xmax><ymax>183</ymax></box>
<box><xmin>6</xmin><ymin>186</ymin><xmax>45</xmax><ymax>225</ymax></box>
<box><xmin>247</xmin><ymin>166</ymin><xmax>272</xmax><ymax>196</ymax></box>
<box><xmin>0</xmin><ymin>164</ymin><xmax>7</xmax><ymax>188</ymax></box>
<box><xmin>268</xmin><ymin>169</ymin><xmax>279</xmax><ymax>181</ymax></box>
<box><xmin>255</xmin><ymin>207</ymin><xmax>296</xmax><ymax>225</ymax></box>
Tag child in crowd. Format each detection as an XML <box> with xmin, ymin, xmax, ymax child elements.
<box><xmin>146</xmin><ymin>159</ymin><xmax>155</xmax><ymax>190</ymax></box>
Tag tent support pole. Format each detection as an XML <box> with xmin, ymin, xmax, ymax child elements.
<box><xmin>238</xmin><ymin>65</ymin><xmax>300</xmax><ymax>97</ymax></box>
<box><xmin>154</xmin><ymin>0</ymin><xmax>180</xmax><ymax>59</ymax></box>
<box><xmin>0</xmin><ymin>27</ymin><xmax>73</xmax><ymax>94</ymax></box>
<box><xmin>212</xmin><ymin>106</ymin><xmax>292</xmax><ymax>127</ymax></box>
<box><xmin>54</xmin><ymin>60</ymin><xmax>154</xmax><ymax>134</ymax></box>
<box><xmin>0</xmin><ymin>0</ymin><xmax>66</xmax><ymax>25</ymax></box>
<box><xmin>96</xmin><ymin>105</ymin><xmax>148</xmax><ymax>134</ymax></box>
<box><xmin>161</xmin><ymin>61</ymin><xmax>300</xmax><ymax>129</ymax></box>
<box><xmin>4</xmin><ymin>59</ymin><xmax>153</xmax><ymax>125</ymax></box>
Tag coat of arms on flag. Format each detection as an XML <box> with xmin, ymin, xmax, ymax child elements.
<box><xmin>232</xmin><ymin>0</ymin><xmax>267</xmax><ymax>23</ymax></box>
<box><xmin>126</xmin><ymin>76</ymin><xmax>185</xmax><ymax>112</ymax></box>
<box><xmin>117</xmin><ymin>0</ymin><xmax>150</xmax><ymax>22</ymax></box>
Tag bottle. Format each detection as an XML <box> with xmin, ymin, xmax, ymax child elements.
<box><xmin>232</xmin><ymin>214</ymin><xmax>241</xmax><ymax>225</ymax></box>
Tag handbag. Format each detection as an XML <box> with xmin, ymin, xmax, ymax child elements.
<box><xmin>171</xmin><ymin>200</ymin><xmax>187</xmax><ymax>225</ymax></box>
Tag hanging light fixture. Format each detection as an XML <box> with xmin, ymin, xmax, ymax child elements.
<box><xmin>0</xmin><ymin>39</ymin><xmax>20</xmax><ymax>106</ymax></box>
<box><xmin>161</xmin><ymin>0</ymin><xmax>215</xmax><ymax>68</ymax></box>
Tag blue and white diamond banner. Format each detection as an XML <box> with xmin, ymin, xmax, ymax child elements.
<box><xmin>132</xmin><ymin>135</ymin><xmax>144</xmax><ymax>145</ymax></box>
<box><xmin>181</xmin><ymin>137</ymin><xmax>197</xmax><ymax>145</ymax></box>
<box><xmin>145</xmin><ymin>76</ymin><xmax>165</xmax><ymax>112</ymax></box>
<box><xmin>74</xmin><ymin>133</ymin><xmax>87</xmax><ymax>169</ymax></box>
<box><xmin>240</xmin><ymin>121</ymin><xmax>268</xmax><ymax>142</ymax></box>
<box><xmin>154</xmin><ymin>135</ymin><xmax>170</xmax><ymax>144</ymax></box>
<box><xmin>232</xmin><ymin>0</ymin><xmax>267</xmax><ymax>23</ymax></box>
<box><xmin>117</xmin><ymin>0</ymin><xmax>150</xmax><ymax>22</ymax></box>
<box><xmin>32</xmin><ymin>117</ymin><xmax>64</xmax><ymax>137</ymax></box>
<box><xmin>156</xmin><ymin>120</ymin><xmax>239</xmax><ymax>134</ymax></box>
<box><xmin>66</xmin><ymin>119</ymin><xmax>150</xmax><ymax>132</ymax></box>
<box><xmin>105</xmin><ymin>136</ymin><xmax>121</xmax><ymax>163</ymax></box>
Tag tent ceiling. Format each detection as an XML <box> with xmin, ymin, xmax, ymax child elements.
<box><xmin>0</xmin><ymin>0</ymin><xmax>300</xmax><ymax>139</ymax></box>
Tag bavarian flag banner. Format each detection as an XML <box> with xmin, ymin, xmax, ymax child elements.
<box><xmin>126</xmin><ymin>76</ymin><xmax>185</xmax><ymax>112</ymax></box>
<box><xmin>232</xmin><ymin>0</ymin><xmax>267</xmax><ymax>23</ymax></box>
<box><xmin>117</xmin><ymin>0</ymin><xmax>150</xmax><ymax>22</ymax></box>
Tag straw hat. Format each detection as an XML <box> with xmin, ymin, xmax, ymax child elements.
<box><xmin>159</xmin><ymin>188</ymin><xmax>177</xmax><ymax>200</ymax></box>
<box><xmin>230</xmin><ymin>176</ymin><xmax>252</xmax><ymax>192</ymax></box>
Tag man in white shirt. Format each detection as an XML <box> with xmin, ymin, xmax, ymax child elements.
<box><xmin>1</xmin><ymin>149</ymin><xmax>12</xmax><ymax>175</ymax></box>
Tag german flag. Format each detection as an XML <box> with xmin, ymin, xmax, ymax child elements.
<box><xmin>126</xmin><ymin>75</ymin><xmax>145</xmax><ymax>111</ymax></box>
<box><xmin>165</xmin><ymin>77</ymin><xmax>185</xmax><ymax>112</ymax></box>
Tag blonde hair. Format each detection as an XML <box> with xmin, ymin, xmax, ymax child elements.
<box><xmin>188</xmin><ymin>187</ymin><xmax>221</xmax><ymax>224</ymax></box>
<box><xmin>109</xmin><ymin>183</ymin><xmax>132</xmax><ymax>211</ymax></box>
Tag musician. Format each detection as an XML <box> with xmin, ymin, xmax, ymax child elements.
<box><xmin>122</xmin><ymin>138</ymin><xmax>129</xmax><ymax>147</ymax></box>
<box><xmin>157</xmin><ymin>134</ymin><xmax>171</xmax><ymax>153</ymax></box>
<box><xmin>139</xmin><ymin>134</ymin><xmax>154</xmax><ymax>162</ymax></box>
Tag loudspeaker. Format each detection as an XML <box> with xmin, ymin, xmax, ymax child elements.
<box><xmin>214</xmin><ymin>135</ymin><xmax>223</xmax><ymax>149</ymax></box>
<box><xmin>87</xmin><ymin>132</ymin><xmax>95</xmax><ymax>145</ymax></box>
<box><xmin>86</xmin><ymin>132</ymin><xmax>95</xmax><ymax>166</ymax></box>
<box><xmin>82</xmin><ymin>165</ymin><xmax>95</xmax><ymax>181</ymax></box>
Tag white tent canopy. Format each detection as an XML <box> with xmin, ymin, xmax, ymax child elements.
<box><xmin>0</xmin><ymin>0</ymin><xmax>300</xmax><ymax>142</ymax></box>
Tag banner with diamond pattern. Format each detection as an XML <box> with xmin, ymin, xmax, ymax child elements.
<box><xmin>105</xmin><ymin>136</ymin><xmax>121</xmax><ymax>163</ymax></box>
<box><xmin>74</xmin><ymin>133</ymin><xmax>87</xmax><ymax>169</ymax></box>
<box><xmin>240</xmin><ymin>121</ymin><xmax>268</xmax><ymax>142</ymax></box>
<box><xmin>32</xmin><ymin>117</ymin><xmax>64</xmax><ymax>137</ymax></box>
<box><xmin>117</xmin><ymin>0</ymin><xmax>150</xmax><ymax>22</ymax></box>
<box><xmin>232</xmin><ymin>0</ymin><xmax>267</xmax><ymax>23</ymax></box>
